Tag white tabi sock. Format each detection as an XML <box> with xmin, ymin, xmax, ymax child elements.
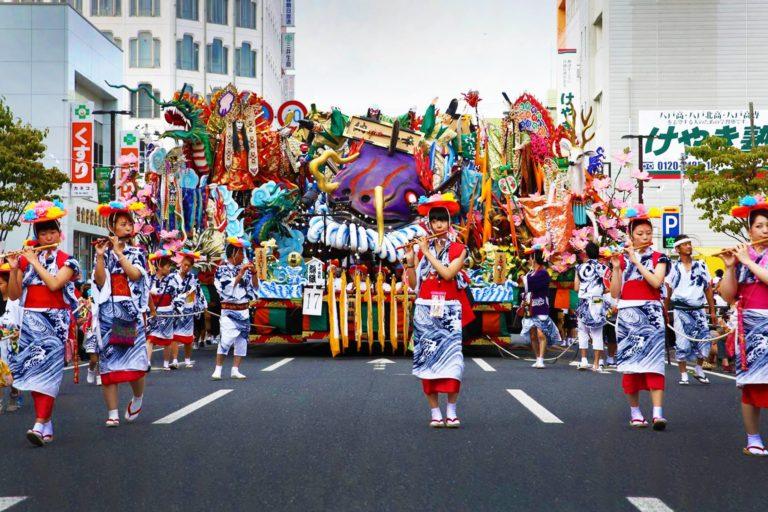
<box><xmin>695</xmin><ymin>365</ymin><xmax>704</xmax><ymax>377</ymax></box>
<box><xmin>212</xmin><ymin>365</ymin><xmax>222</xmax><ymax>375</ymax></box>
<box><xmin>630</xmin><ymin>407</ymin><xmax>643</xmax><ymax>421</ymax></box>
<box><xmin>185</xmin><ymin>358</ymin><xmax>192</xmax><ymax>365</ymax></box>
<box><xmin>131</xmin><ymin>395</ymin><xmax>143</xmax><ymax>411</ymax></box>
<box><xmin>537</xmin><ymin>357</ymin><xmax>544</xmax><ymax>365</ymax></box>
<box><xmin>430</xmin><ymin>407</ymin><xmax>443</xmax><ymax>421</ymax></box>
<box><xmin>680</xmin><ymin>372</ymin><xmax>689</xmax><ymax>382</ymax></box>
<box><xmin>598</xmin><ymin>358</ymin><xmax>605</xmax><ymax>366</ymax></box>
<box><xmin>172</xmin><ymin>359</ymin><xmax>179</xmax><ymax>365</ymax></box>
<box><xmin>747</xmin><ymin>433</ymin><xmax>765</xmax><ymax>449</ymax></box>
<box><xmin>653</xmin><ymin>406</ymin><xmax>663</xmax><ymax>419</ymax></box>
<box><xmin>108</xmin><ymin>409</ymin><xmax>119</xmax><ymax>421</ymax></box>
<box><xmin>43</xmin><ymin>421</ymin><xmax>53</xmax><ymax>436</ymax></box>
<box><xmin>32</xmin><ymin>422</ymin><xmax>44</xmax><ymax>433</ymax></box>
<box><xmin>446</xmin><ymin>402</ymin><xmax>457</xmax><ymax>419</ymax></box>
<box><xmin>581</xmin><ymin>357</ymin><xmax>589</xmax><ymax>365</ymax></box>
<box><xmin>163</xmin><ymin>361</ymin><xmax>169</xmax><ymax>368</ymax></box>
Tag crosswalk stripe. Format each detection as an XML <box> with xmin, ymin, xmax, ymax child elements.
<box><xmin>627</xmin><ymin>497</ymin><xmax>674</xmax><ymax>512</ymax></box>
<box><xmin>261</xmin><ymin>358</ymin><xmax>295</xmax><ymax>372</ymax></box>
<box><xmin>0</xmin><ymin>497</ymin><xmax>27</xmax><ymax>511</ymax></box>
<box><xmin>506</xmin><ymin>389</ymin><xmax>563</xmax><ymax>423</ymax></box>
<box><xmin>153</xmin><ymin>389</ymin><xmax>233</xmax><ymax>424</ymax></box>
<box><xmin>472</xmin><ymin>358</ymin><xmax>496</xmax><ymax>372</ymax></box>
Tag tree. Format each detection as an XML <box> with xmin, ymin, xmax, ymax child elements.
<box><xmin>685</xmin><ymin>135</ymin><xmax>768</xmax><ymax>242</ymax></box>
<box><xmin>0</xmin><ymin>97</ymin><xmax>68</xmax><ymax>241</ymax></box>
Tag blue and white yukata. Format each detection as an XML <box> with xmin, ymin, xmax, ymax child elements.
<box><xmin>411</xmin><ymin>240</ymin><xmax>472</xmax><ymax>389</ymax></box>
<box><xmin>91</xmin><ymin>246</ymin><xmax>150</xmax><ymax>382</ymax></box>
<box><xmin>172</xmin><ymin>271</ymin><xmax>207</xmax><ymax>344</ymax></box>
<box><xmin>576</xmin><ymin>259</ymin><xmax>608</xmax><ymax>351</ymax></box>
<box><xmin>7</xmin><ymin>250</ymin><xmax>79</xmax><ymax>398</ymax></box>
<box><xmin>666</xmin><ymin>259</ymin><xmax>712</xmax><ymax>362</ymax></box>
<box><xmin>734</xmin><ymin>248</ymin><xmax>768</xmax><ymax>406</ymax></box>
<box><xmin>519</xmin><ymin>269</ymin><xmax>562</xmax><ymax>345</ymax></box>
<box><xmin>146</xmin><ymin>273</ymin><xmax>180</xmax><ymax>346</ymax></box>
<box><xmin>616</xmin><ymin>250</ymin><xmax>670</xmax><ymax>378</ymax></box>
<box><xmin>214</xmin><ymin>262</ymin><xmax>256</xmax><ymax>357</ymax></box>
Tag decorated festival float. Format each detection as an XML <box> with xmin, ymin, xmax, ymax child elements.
<box><xmin>106</xmin><ymin>83</ymin><xmax>649</xmax><ymax>356</ymax></box>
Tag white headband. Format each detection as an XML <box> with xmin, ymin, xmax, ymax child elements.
<box><xmin>673</xmin><ymin>237</ymin><xmax>693</xmax><ymax>248</ymax></box>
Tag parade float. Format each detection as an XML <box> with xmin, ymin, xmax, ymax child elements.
<box><xmin>108</xmin><ymin>83</ymin><xmax>644</xmax><ymax>356</ymax></box>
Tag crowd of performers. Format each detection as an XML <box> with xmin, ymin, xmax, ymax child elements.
<box><xmin>3</xmin><ymin>195</ymin><xmax>768</xmax><ymax>458</ymax></box>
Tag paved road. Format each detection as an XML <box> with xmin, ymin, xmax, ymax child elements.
<box><xmin>0</xmin><ymin>345</ymin><xmax>765</xmax><ymax>511</ymax></box>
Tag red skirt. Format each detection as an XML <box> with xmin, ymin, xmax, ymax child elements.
<box><xmin>742</xmin><ymin>384</ymin><xmax>768</xmax><ymax>408</ymax></box>
<box><xmin>421</xmin><ymin>378</ymin><xmax>461</xmax><ymax>395</ymax></box>
<box><xmin>147</xmin><ymin>335</ymin><xmax>174</xmax><ymax>346</ymax></box>
<box><xmin>622</xmin><ymin>373</ymin><xmax>665</xmax><ymax>394</ymax></box>
<box><xmin>101</xmin><ymin>370</ymin><xmax>146</xmax><ymax>386</ymax></box>
<box><xmin>173</xmin><ymin>334</ymin><xmax>194</xmax><ymax>345</ymax></box>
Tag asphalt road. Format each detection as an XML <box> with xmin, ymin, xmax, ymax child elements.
<box><xmin>0</xmin><ymin>345</ymin><xmax>765</xmax><ymax>512</ymax></box>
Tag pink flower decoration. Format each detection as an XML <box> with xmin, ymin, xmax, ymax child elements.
<box><xmin>631</xmin><ymin>168</ymin><xmax>651</xmax><ymax>182</ymax></box>
<box><xmin>611</xmin><ymin>198</ymin><xmax>627</xmax><ymax>209</ymax></box>
<box><xmin>569</xmin><ymin>237</ymin><xmax>588</xmax><ymax>251</ymax></box>
<box><xmin>511</xmin><ymin>214</ymin><xmax>522</xmax><ymax>226</ymax></box>
<box><xmin>607</xmin><ymin>228</ymin><xmax>624</xmax><ymax>241</ymax></box>
<box><xmin>160</xmin><ymin>229</ymin><xmax>179</xmax><ymax>241</ymax></box>
<box><xmin>573</xmin><ymin>227</ymin><xmax>592</xmax><ymax>240</ymax></box>
<box><xmin>592</xmin><ymin>177</ymin><xmax>611</xmax><ymax>191</ymax></box>
<box><xmin>562</xmin><ymin>252</ymin><xmax>576</xmax><ymax>266</ymax></box>
<box><xmin>615</xmin><ymin>179</ymin><xmax>636</xmax><ymax>193</ymax></box>
<box><xmin>612</xmin><ymin>150</ymin><xmax>634</xmax><ymax>168</ymax></box>
<box><xmin>598</xmin><ymin>215</ymin><xmax>617</xmax><ymax>230</ymax></box>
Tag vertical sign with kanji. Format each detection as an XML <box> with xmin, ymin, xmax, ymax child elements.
<box><xmin>662</xmin><ymin>207</ymin><xmax>680</xmax><ymax>249</ymax></box>
<box><xmin>70</xmin><ymin>102</ymin><xmax>95</xmax><ymax>197</ymax></box>
<box><xmin>119</xmin><ymin>131</ymin><xmax>139</xmax><ymax>200</ymax></box>
<box><xmin>556</xmin><ymin>48</ymin><xmax>578</xmax><ymax>128</ymax></box>
<box><xmin>281</xmin><ymin>33</ymin><xmax>295</xmax><ymax>70</ymax></box>
<box><xmin>282</xmin><ymin>0</ymin><xmax>295</xmax><ymax>26</ymax></box>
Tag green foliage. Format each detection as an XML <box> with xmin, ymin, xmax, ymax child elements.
<box><xmin>0</xmin><ymin>98</ymin><xmax>68</xmax><ymax>240</ymax></box>
<box><xmin>685</xmin><ymin>135</ymin><xmax>768</xmax><ymax>242</ymax></box>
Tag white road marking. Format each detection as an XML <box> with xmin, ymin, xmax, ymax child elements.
<box><xmin>261</xmin><ymin>357</ymin><xmax>294</xmax><ymax>372</ymax></box>
<box><xmin>368</xmin><ymin>358</ymin><xmax>395</xmax><ymax>370</ymax></box>
<box><xmin>506</xmin><ymin>389</ymin><xmax>563</xmax><ymax>424</ymax></box>
<box><xmin>627</xmin><ymin>497</ymin><xmax>674</xmax><ymax>512</ymax></box>
<box><xmin>65</xmin><ymin>348</ymin><xmax>163</xmax><ymax>371</ymax></box>
<box><xmin>153</xmin><ymin>389</ymin><xmax>233</xmax><ymax>424</ymax></box>
<box><xmin>0</xmin><ymin>497</ymin><xmax>27</xmax><ymax>511</ymax></box>
<box><xmin>472</xmin><ymin>358</ymin><xmax>496</xmax><ymax>372</ymax></box>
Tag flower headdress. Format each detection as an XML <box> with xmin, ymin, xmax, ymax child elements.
<box><xmin>96</xmin><ymin>200</ymin><xmax>146</xmax><ymax>218</ymax></box>
<box><xmin>21</xmin><ymin>199</ymin><xmax>67</xmax><ymax>224</ymax></box>
<box><xmin>416</xmin><ymin>192</ymin><xmax>460</xmax><ymax>216</ymax></box>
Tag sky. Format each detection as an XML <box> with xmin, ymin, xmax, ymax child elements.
<box><xmin>294</xmin><ymin>0</ymin><xmax>556</xmax><ymax>119</ymax></box>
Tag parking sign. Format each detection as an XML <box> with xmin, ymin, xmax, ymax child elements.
<box><xmin>662</xmin><ymin>207</ymin><xmax>680</xmax><ymax>249</ymax></box>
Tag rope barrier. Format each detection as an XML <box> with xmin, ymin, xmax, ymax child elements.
<box><xmin>487</xmin><ymin>335</ymin><xmax>578</xmax><ymax>364</ymax></box>
<box><xmin>603</xmin><ymin>318</ymin><xmax>732</xmax><ymax>344</ymax></box>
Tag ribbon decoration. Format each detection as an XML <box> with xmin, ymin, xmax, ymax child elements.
<box><xmin>389</xmin><ymin>276</ymin><xmax>398</xmax><ymax>353</ymax></box>
<box><xmin>376</xmin><ymin>272</ymin><xmax>386</xmax><ymax>350</ymax></box>
<box><xmin>365</xmin><ymin>276</ymin><xmax>374</xmax><ymax>351</ymax></box>
<box><xmin>327</xmin><ymin>270</ymin><xmax>340</xmax><ymax>357</ymax></box>
<box><xmin>340</xmin><ymin>271</ymin><xmax>349</xmax><ymax>350</ymax></box>
<box><xmin>354</xmin><ymin>272</ymin><xmax>362</xmax><ymax>352</ymax></box>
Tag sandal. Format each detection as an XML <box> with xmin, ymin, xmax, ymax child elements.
<box><xmin>743</xmin><ymin>445</ymin><xmax>768</xmax><ymax>457</ymax></box>
<box><xmin>26</xmin><ymin>429</ymin><xmax>44</xmax><ymax>447</ymax></box>
<box><xmin>445</xmin><ymin>418</ymin><xmax>461</xmax><ymax>428</ymax></box>
<box><xmin>429</xmin><ymin>419</ymin><xmax>445</xmax><ymax>428</ymax></box>
<box><xmin>105</xmin><ymin>418</ymin><xmax>120</xmax><ymax>428</ymax></box>
<box><xmin>652</xmin><ymin>417</ymin><xmax>667</xmax><ymax>431</ymax></box>
<box><xmin>693</xmin><ymin>374</ymin><xmax>710</xmax><ymax>384</ymax></box>
<box><xmin>678</xmin><ymin>379</ymin><xmax>690</xmax><ymax>385</ymax></box>
<box><xmin>630</xmin><ymin>418</ymin><xmax>649</xmax><ymax>428</ymax></box>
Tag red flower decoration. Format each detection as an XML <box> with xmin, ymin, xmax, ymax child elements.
<box><xmin>461</xmin><ymin>90</ymin><xmax>482</xmax><ymax>109</ymax></box>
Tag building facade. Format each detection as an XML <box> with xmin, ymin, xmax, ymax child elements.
<box><xmin>18</xmin><ymin>0</ymin><xmax>295</xmax><ymax>135</ymax></box>
<box><xmin>557</xmin><ymin>0</ymin><xmax>768</xmax><ymax>247</ymax></box>
<box><xmin>0</xmin><ymin>3</ymin><xmax>122</xmax><ymax>275</ymax></box>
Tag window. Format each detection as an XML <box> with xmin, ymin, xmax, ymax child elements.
<box><xmin>129</xmin><ymin>32</ymin><xmax>161</xmax><ymax>68</ymax></box>
<box><xmin>94</xmin><ymin>120</ymin><xmax>104</xmax><ymax>168</ymax></box>
<box><xmin>176</xmin><ymin>35</ymin><xmax>199</xmax><ymax>71</ymax></box>
<box><xmin>65</xmin><ymin>0</ymin><xmax>83</xmax><ymax>12</ymax></box>
<box><xmin>91</xmin><ymin>0</ymin><xmax>120</xmax><ymax>16</ymax></box>
<box><xmin>206</xmin><ymin>39</ymin><xmax>228</xmax><ymax>74</ymax></box>
<box><xmin>130</xmin><ymin>0</ymin><xmax>159</xmax><ymax>16</ymax></box>
<box><xmin>235</xmin><ymin>42</ymin><xmax>256</xmax><ymax>78</ymax></box>
<box><xmin>206</xmin><ymin>0</ymin><xmax>227</xmax><ymax>25</ymax></box>
<box><xmin>102</xmin><ymin>30</ymin><xmax>122</xmax><ymax>48</ymax></box>
<box><xmin>130</xmin><ymin>83</ymin><xmax>161</xmax><ymax>118</ymax></box>
<box><xmin>236</xmin><ymin>0</ymin><xmax>256</xmax><ymax>29</ymax></box>
<box><xmin>177</xmin><ymin>0</ymin><xmax>198</xmax><ymax>20</ymax></box>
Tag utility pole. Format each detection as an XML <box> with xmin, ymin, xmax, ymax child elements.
<box><xmin>621</xmin><ymin>134</ymin><xmax>657</xmax><ymax>203</ymax></box>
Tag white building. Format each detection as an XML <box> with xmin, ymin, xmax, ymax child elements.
<box><xmin>0</xmin><ymin>2</ymin><xmax>122</xmax><ymax>275</ymax></box>
<box><xmin>19</xmin><ymin>0</ymin><xmax>295</xmax><ymax>135</ymax></box>
<box><xmin>557</xmin><ymin>0</ymin><xmax>768</xmax><ymax>248</ymax></box>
